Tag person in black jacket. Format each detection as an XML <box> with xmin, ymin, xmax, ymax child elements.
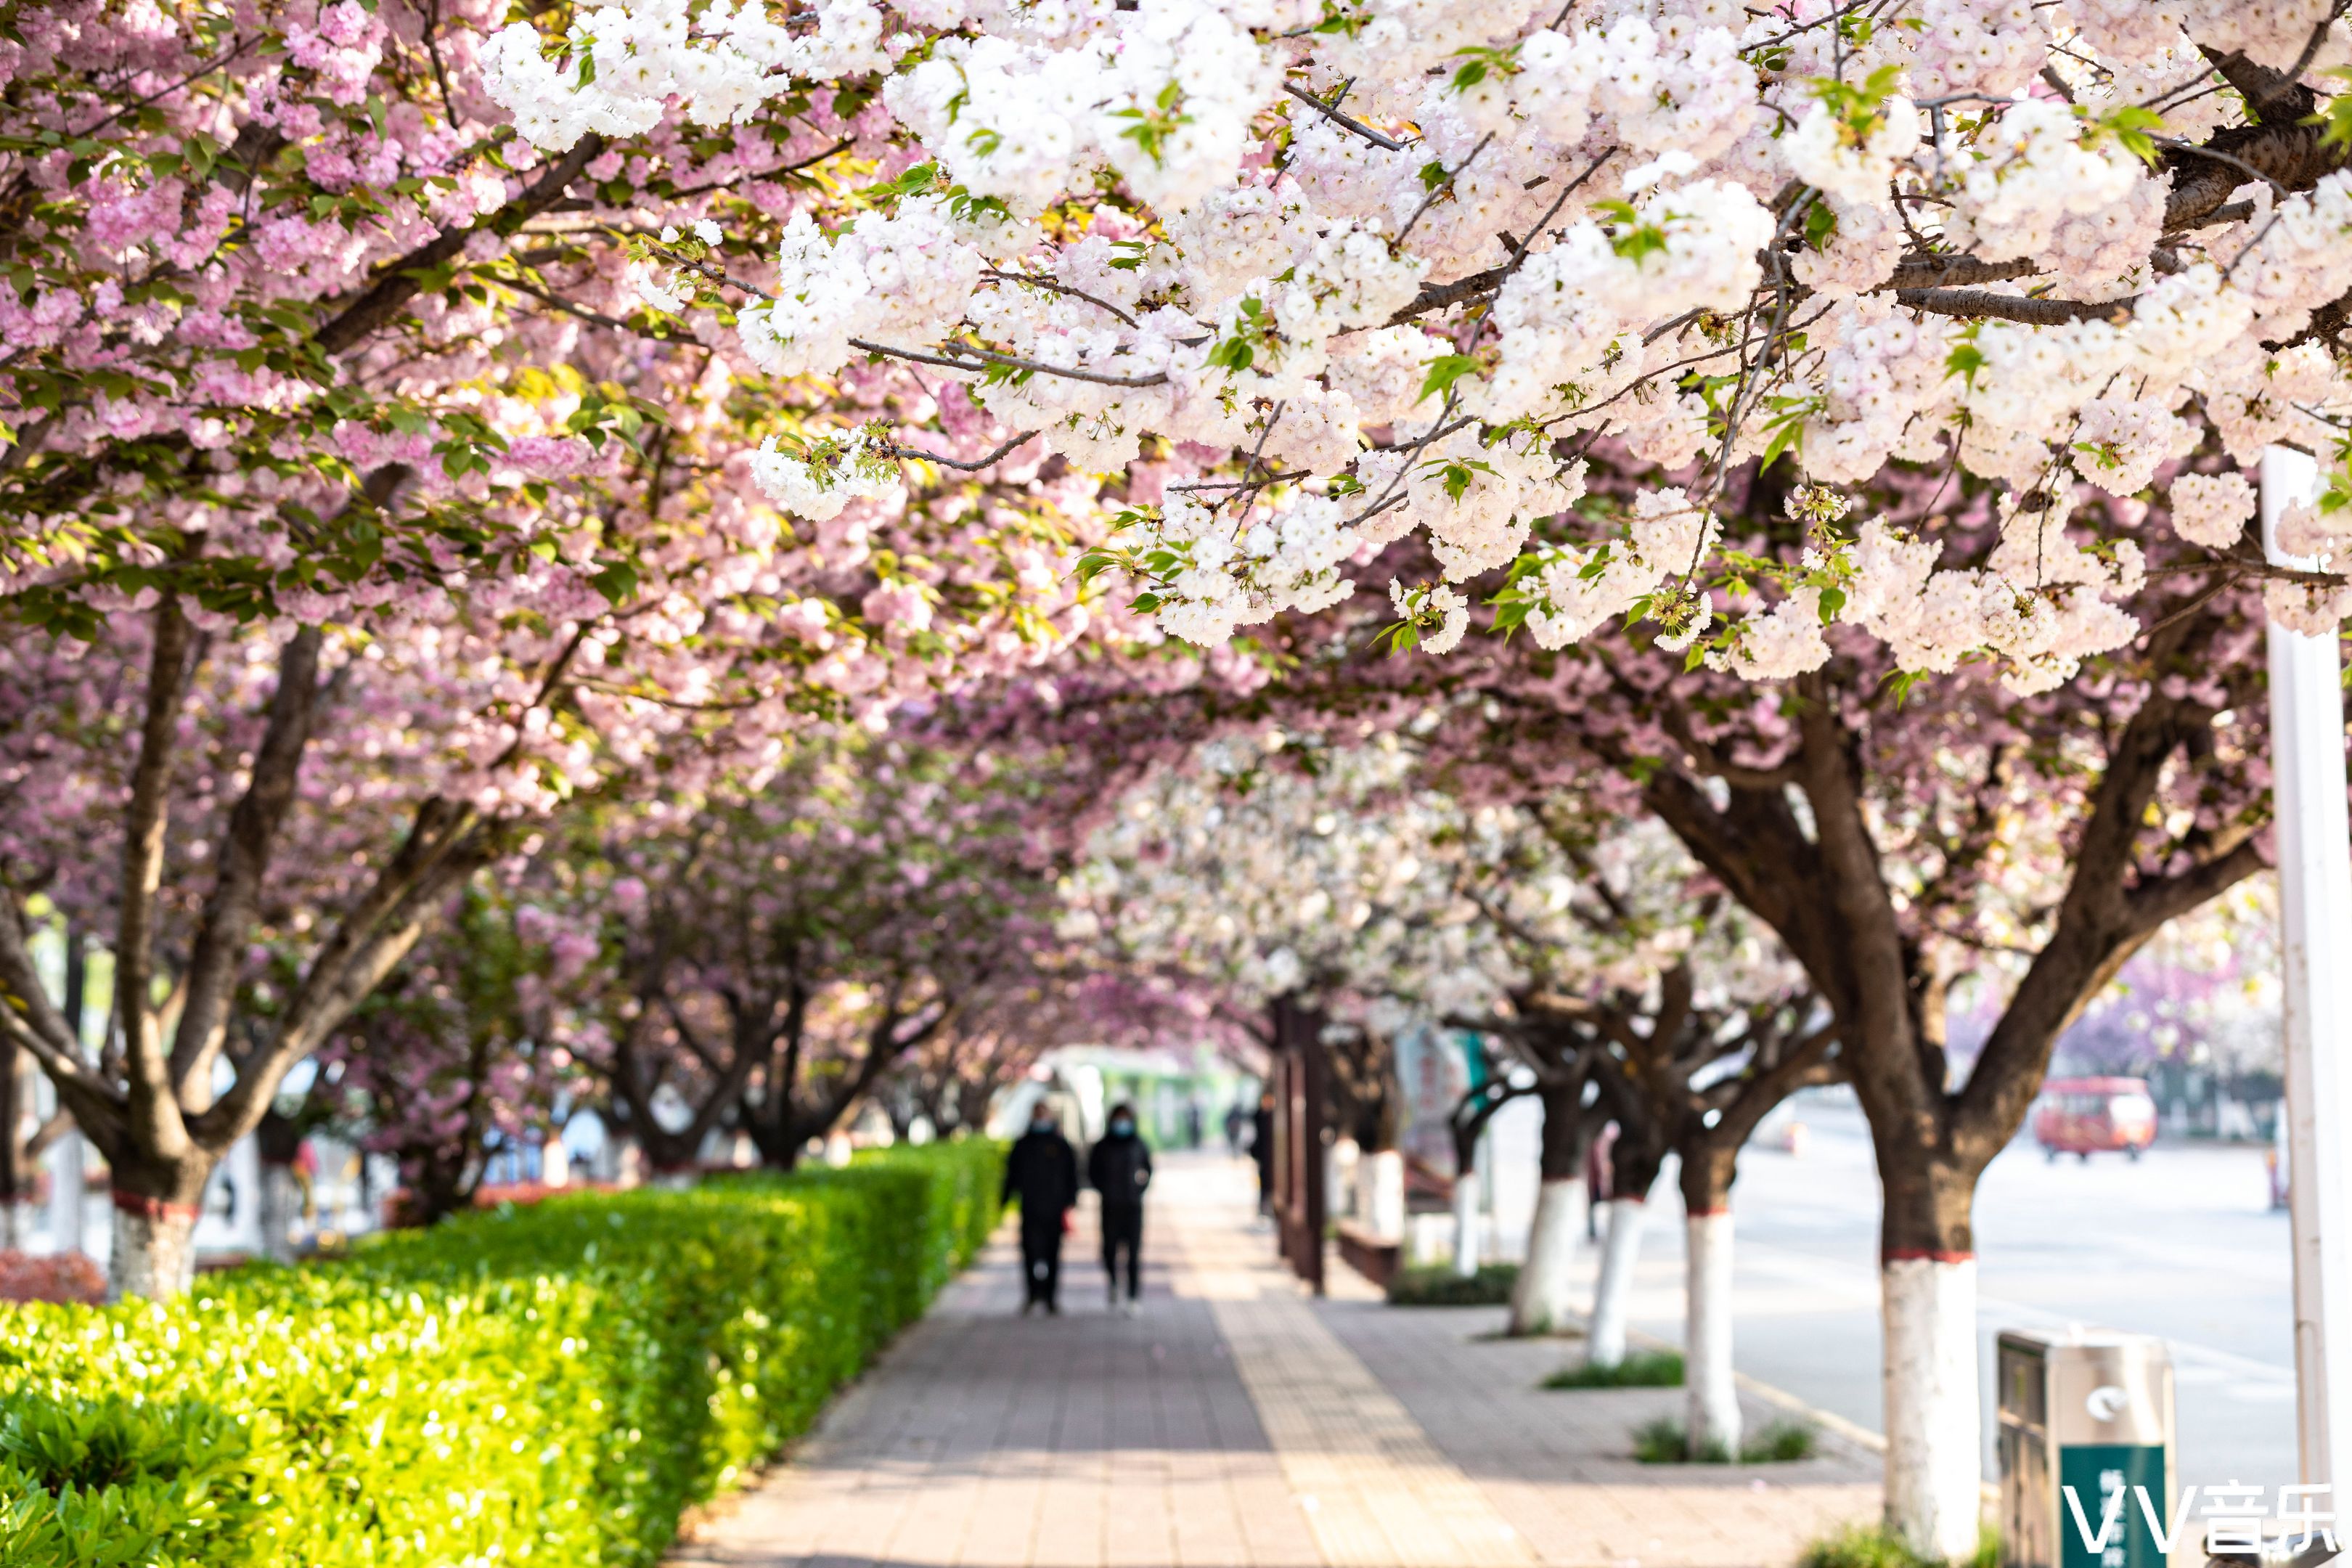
<box><xmin>1251</xmin><ymin>1092</ymin><xmax>1276</xmax><ymax>1218</ymax></box>
<box><xmin>1002</xmin><ymin>1099</ymin><xmax>1080</xmax><ymax>1314</ymax></box>
<box><xmin>1087</xmin><ymin>1103</ymin><xmax>1153</xmax><ymax>1314</ymax></box>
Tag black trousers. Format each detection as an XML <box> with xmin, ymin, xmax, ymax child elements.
<box><xmin>1021</xmin><ymin>1212</ymin><xmax>1064</xmax><ymax>1306</ymax></box>
<box><xmin>1101</xmin><ymin>1201</ymin><xmax>1143</xmax><ymax>1299</ymax></box>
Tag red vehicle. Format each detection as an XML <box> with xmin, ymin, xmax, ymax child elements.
<box><xmin>2033</xmin><ymin>1077</ymin><xmax>2159</xmax><ymax>1161</ymax></box>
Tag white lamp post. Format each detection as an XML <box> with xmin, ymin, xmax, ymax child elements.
<box><xmin>2266</xmin><ymin>443</ymin><xmax>2352</xmax><ymax>1490</ymax></box>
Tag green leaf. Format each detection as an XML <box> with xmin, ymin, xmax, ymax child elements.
<box><xmin>1417</xmin><ymin>354</ymin><xmax>1483</xmax><ymax>403</ymax></box>
<box><xmin>2097</xmin><ymin>103</ymin><xmax>2168</xmax><ymax>167</ymax></box>
<box><xmin>1802</xmin><ymin>199</ymin><xmax>1837</xmax><ymax>253</ymax></box>
<box><xmin>1944</xmin><ymin>339</ymin><xmax>1985</xmax><ymax>390</ymax></box>
<box><xmin>589</xmin><ymin>560</ymin><xmax>640</xmax><ymax>604</ymax></box>
<box><xmin>2311</xmin><ymin>70</ymin><xmax>2352</xmax><ymax>152</ymax></box>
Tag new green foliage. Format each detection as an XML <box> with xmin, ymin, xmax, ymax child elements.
<box><xmin>0</xmin><ymin>1141</ymin><xmax>1003</xmax><ymax>1567</ymax></box>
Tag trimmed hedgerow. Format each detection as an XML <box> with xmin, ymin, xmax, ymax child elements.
<box><xmin>0</xmin><ymin>1140</ymin><xmax>1002</xmax><ymax>1568</ymax></box>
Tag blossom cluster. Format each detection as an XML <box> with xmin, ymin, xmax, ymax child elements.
<box><xmin>475</xmin><ymin>0</ymin><xmax>2352</xmax><ymax>693</ymax></box>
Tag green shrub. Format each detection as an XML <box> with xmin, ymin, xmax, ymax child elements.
<box><xmin>1385</xmin><ymin>1263</ymin><xmax>1519</xmax><ymax>1305</ymax></box>
<box><xmin>1743</xmin><ymin>1418</ymin><xmax>1820</xmax><ymax>1462</ymax></box>
<box><xmin>1798</xmin><ymin>1522</ymin><xmax>2000</xmax><ymax>1568</ymax></box>
<box><xmin>1631</xmin><ymin>1414</ymin><xmax>1820</xmax><ymax>1464</ymax></box>
<box><xmin>0</xmin><ymin>1140</ymin><xmax>1003</xmax><ymax>1568</ymax></box>
<box><xmin>1543</xmin><ymin>1349</ymin><xmax>1685</xmax><ymax>1389</ymax></box>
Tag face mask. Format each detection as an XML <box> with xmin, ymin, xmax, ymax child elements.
<box><xmin>1111</xmin><ymin>1119</ymin><xmax>1134</xmax><ymax>1136</ymax></box>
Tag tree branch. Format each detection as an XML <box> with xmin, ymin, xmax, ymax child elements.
<box><xmin>1283</xmin><ymin>82</ymin><xmax>1406</xmax><ymax>151</ymax></box>
<box><xmin>168</xmin><ymin>625</ymin><xmax>325</xmax><ymax>1109</ymax></box>
<box><xmin>1893</xmin><ymin>287</ymin><xmax>2136</xmax><ymax>325</ymax></box>
<box><xmin>118</xmin><ymin>597</ymin><xmax>198</xmax><ymax>1162</ymax></box>
<box><xmin>314</xmin><ymin>136</ymin><xmax>605</xmax><ymax>355</ymax></box>
<box><xmin>847</xmin><ymin>337</ymin><xmax>1169</xmax><ymax>389</ymax></box>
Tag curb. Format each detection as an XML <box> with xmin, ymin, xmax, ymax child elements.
<box><xmin>1728</xmin><ymin>1365</ymin><xmax>1996</xmax><ymax>1506</ymax></box>
<box><xmin>1734</xmin><ymin>1369</ymin><xmax>1886</xmax><ymax>1455</ymax></box>
<box><xmin>1617</xmin><ymin>1320</ymin><xmax>1887</xmax><ymax>1454</ymax></box>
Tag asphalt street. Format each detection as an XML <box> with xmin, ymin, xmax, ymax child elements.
<box><xmin>1615</xmin><ymin>1090</ymin><xmax>2297</xmax><ymax>1495</ymax></box>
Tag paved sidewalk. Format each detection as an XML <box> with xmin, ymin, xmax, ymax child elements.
<box><xmin>671</xmin><ymin>1156</ymin><xmax>1878</xmax><ymax>1568</ymax></box>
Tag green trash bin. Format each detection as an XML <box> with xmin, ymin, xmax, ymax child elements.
<box><xmin>1998</xmin><ymin>1329</ymin><xmax>2176</xmax><ymax>1568</ymax></box>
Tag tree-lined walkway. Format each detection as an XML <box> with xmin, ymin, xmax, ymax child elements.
<box><xmin>671</xmin><ymin>1158</ymin><xmax>1877</xmax><ymax>1568</ymax></box>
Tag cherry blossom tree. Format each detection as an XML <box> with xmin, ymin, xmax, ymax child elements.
<box><xmin>0</xmin><ymin>0</ymin><xmax>1107</xmax><ymax>1294</ymax></box>
<box><xmin>987</xmin><ymin>417</ymin><xmax>2245</xmax><ymax>1555</ymax></box>
<box><xmin>1233</xmin><ymin>459</ymin><xmax>2269</xmax><ymax>1556</ymax></box>
<box><xmin>478</xmin><ymin>0</ymin><xmax>2352</xmax><ymax>697</ymax></box>
<box><xmin>315</xmin><ymin>878</ymin><xmax>603</xmax><ymax>1225</ymax></box>
<box><xmin>1437</xmin><ymin>801</ymin><xmax>1834</xmax><ymax>1450</ymax></box>
<box><xmin>581</xmin><ymin>732</ymin><xmax>1072</xmax><ymax>1172</ymax></box>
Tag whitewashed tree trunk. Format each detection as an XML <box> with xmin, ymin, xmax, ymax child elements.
<box><xmin>1686</xmin><ymin>1210</ymin><xmax>1740</xmax><ymax>1459</ymax></box>
<box><xmin>542</xmin><ymin>1136</ymin><xmax>570</xmax><ymax>1188</ymax></box>
<box><xmin>1586</xmin><ymin>1196</ymin><xmax>1648</xmax><ymax>1368</ymax></box>
<box><xmin>1360</xmin><ymin>1149</ymin><xmax>1405</xmax><ymax>1241</ymax></box>
<box><xmin>1509</xmin><ymin>1175</ymin><xmax>1588</xmax><ymax>1334</ymax></box>
<box><xmin>1882</xmin><ymin>1256</ymin><xmax>1982</xmax><ymax>1564</ymax></box>
<box><xmin>258</xmin><ymin>1162</ymin><xmax>301</xmax><ymax>1262</ymax></box>
<box><xmin>1451</xmin><ymin>1167</ymin><xmax>1483</xmax><ymax>1277</ymax></box>
<box><xmin>110</xmin><ymin>1201</ymin><xmax>198</xmax><ymax>1301</ymax></box>
<box><xmin>48</xmin><ymin>1131</ymin><xmax>85</xmax><ymax>1257</ymax></box>
<box><xmin>1328</xmin><ymin>1136</ymin><xmax>1358</xmax><ymax>1220</ymax></box>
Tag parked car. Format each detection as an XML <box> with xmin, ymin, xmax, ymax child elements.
<box><xmin>2033</xmin><ymin>1076</ymin><xmax>2160</xmax><ymax>1161</ymax></box>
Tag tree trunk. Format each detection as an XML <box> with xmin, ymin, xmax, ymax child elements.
<box><xmin>257</xmin><ymin>1161</ymin><xmax>300</xmax><ymax>1262</ymax></box>
<box><xmin>1509</xmin><ymin>1077</ymin><xmax>1593</xmax><ymax>1334</ymax></box>
<box><xmin>1585</xmin><ymin>1196</ymin><xmax>1648</xmax><ymax>1368</ymax></box>
<box><xmin>1356</xmin><ymin>1148</ymin><xmax>1404</xmax><ymax>1240</ymax></box>
<box><xmin>46</xmin><ymin>1130</ymin><xmax>86</xmax><ymax>1257</ymax></box>
<box><xmin>1879</xmin><ymin>1154</ymin><xmax>1983</xmax><ymax>1563</ymax></box>
<box><xmin>1450</xmin><ymin>1164</ymin><xmax>1482</xmax><ymax>1277</ymax></box>
<box><xmin>1676</xmin><ymin>1140</ymin><xmax>1741</xmax><ymax>1460</ymax></box>
<box><xmin>254</xmin><ymin>1108</ymin><xmax>306</xmax><ymax>1262</ymax></box>
<box><xmin>1684</xmin><ymin>1209</ymin><xmax>1739</xmax><ymax>1459</ymax></box>
<box><xmin>107</xmin><ymin>1152</ymin><xmax>210</xmax><ymax>1301</ymax></box>
<box><xmin>1586</xmin><ymin>1120</ymin><xmax>1665</xmax><ymax>1368</ymax></box>
<box><xmin>0</xmin><ymin>1037</ymin><xmax>20</xmax><ymax>1234</ymax></box>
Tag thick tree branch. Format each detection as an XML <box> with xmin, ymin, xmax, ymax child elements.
<box><xmin>313</xmin><ymin>136</ymin><xmax>605</xmax><ymax>355</ymax></box>
<box><xmin>2124</xmin><ymin>831</ymin><xmax>2269</xmax><ymax>936</ymax></box>
<box><xmin>118</xmin><ymin>597</ymin><xmax>198</xmax><ymax>1163</ymax></box>
<box><xmin>1894</xmin><ymin>287</ymin><xmax>2135</xmax><ymax>325</ymax></box>
<box><xmin>0</xmin><ymin>892</ymin><xmax>91</xmax><ymax>1066</ymax></box>
<box><xmin>168</xmin><ymin>625</ymin><xmax>325</xmax><ymax>1109</ymax></box>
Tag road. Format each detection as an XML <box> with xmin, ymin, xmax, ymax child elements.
<box><xmin>1615</xmin><ymin>1090</ymin><xmax>2297</xmax><ymax>1494</ymax></box>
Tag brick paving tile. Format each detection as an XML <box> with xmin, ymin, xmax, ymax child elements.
<box><xmin>671</xmin><ymin>1155</ymin><xmax>1879</xmax><ymax>1568</ymax></box>
<box><xmin>1313</xmin><ymin>1258</ymin><xmax>1881</xmax><ymax>1567</ymax></box>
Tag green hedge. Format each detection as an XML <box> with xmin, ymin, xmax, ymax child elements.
<box><xmin>0</xmin><ymin>1140</ymin><xmax>1003</xmax><ymax>1567</ymax></box>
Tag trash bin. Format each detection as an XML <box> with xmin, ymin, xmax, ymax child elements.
<box><xmin>1997</xmin><ymin>1329</ymin><xmax>2176</xmax><ymax>1568</ymax></box>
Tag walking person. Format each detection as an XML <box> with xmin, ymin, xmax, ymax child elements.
<box><xmin>1003</xmin><ymin>1099</ymin><xmax>1079</xmax><ymax>1315</ymax></box>
<box><xmin>1251</xmin><ymin>1091</ymin><xmax>1276</xmax><ymax>1219</ymax></box>
<box><xmin>1089</xmin><ymin>1103</ymin><xmax>1153</xmax><ymax>1315</ymax></box>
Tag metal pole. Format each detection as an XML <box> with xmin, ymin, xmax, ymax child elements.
<box><xmin>2266</xmin><ymin>444</ymin><xmax>2352</xmax><ymax>1490</ymax></box>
